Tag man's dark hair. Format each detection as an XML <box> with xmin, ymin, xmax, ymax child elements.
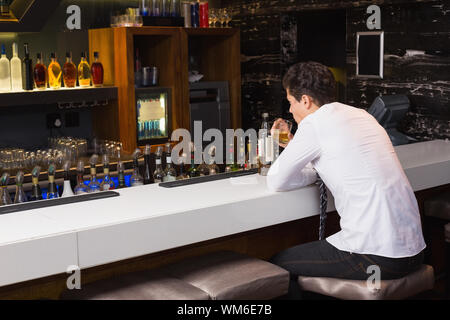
<box><xmin>282</xmin><ymin>61</ymin><xmax>336</xmax><ymax>107</ymax></box>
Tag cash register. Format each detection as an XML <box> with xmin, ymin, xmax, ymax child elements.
<box><xmin>367</xmin><ymin>94</ymin><xmax>416</xmax><ymax>146</ymax></box>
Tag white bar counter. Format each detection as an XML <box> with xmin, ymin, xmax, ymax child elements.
<box><xmin>0</xmin><ymin>139</ymin><xmax>449</xmax><ymax>287</ymax></box>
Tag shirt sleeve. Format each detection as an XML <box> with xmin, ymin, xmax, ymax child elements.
<box><xmin>266</xmin><ymin>120</ymin><xmax>321</xmax><ymax>192</ymax></box>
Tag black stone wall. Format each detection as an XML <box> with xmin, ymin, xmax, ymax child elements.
<box><xmin>223</xmin><ymin>0</ymin><xmax>450</xmax><ymax>140</ymax></box>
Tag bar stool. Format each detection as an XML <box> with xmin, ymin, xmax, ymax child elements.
<box><xmin>423</xmin><ymin>190</ymin><xmax>450</xmax><ymax>286</ymax></box>
<box><xmin>164</xmin><ymin>251</ymin><xmax>290</xmax><ymax>300</ymax></box>
<box><xmin>424</xmin><ymin>190</ymin><xmax>450</xmax><ymax>221</ymax></box>
<box><xmin>297</xmin><ymin>264</ymin><xmax>435</xmax><ymax>300</ymax></box>
<box><xmin>60</xmin><ymin>269</ymin><xmax>210</xmax><ymax>300</ymax></box>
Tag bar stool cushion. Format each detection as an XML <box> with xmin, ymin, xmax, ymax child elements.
<box><xmin>60</xmin><ymin>270</ymin><xmax>210</xmax><ymax>300</ymax></box>
<box><xmin>445</xmin><ymin>223</ymin><xmax>450</xmax><ymax>243</ymax></box>
<box><xmin>297</xmin><ymin>264</ymin><xmax>434</xmax><ymax>300</ymax></box>
<box><xmin>165</xmin><ymin>251</ymin><xmax>289</xmax><ymax>300</ymax></box>
<box><xmin>424</xmin><ymin>190</ymin><xmax>450</xmax><ymax>220</ymax></box>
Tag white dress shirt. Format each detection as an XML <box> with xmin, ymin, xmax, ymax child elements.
<box><xmin>267</xmin><ymin>102</ymin><xmax>426</xmax><ymax>258</ymax></box>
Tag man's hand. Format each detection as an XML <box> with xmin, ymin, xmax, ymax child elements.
<box><xmin>271</xmin><ymin>118</ymin><xmax>294</xmax><ymax>148</ymax></box>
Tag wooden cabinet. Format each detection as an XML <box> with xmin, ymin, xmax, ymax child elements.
<box><xmin>88</xmin><ymin>27</ymin><xmax>240</xmax><ymax>153</ymax></box>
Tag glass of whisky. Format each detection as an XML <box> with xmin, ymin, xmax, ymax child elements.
<box><xmin>272</xmin><ymin>119</ymin><xmax>293</xmax><ymax>145</ymax></box>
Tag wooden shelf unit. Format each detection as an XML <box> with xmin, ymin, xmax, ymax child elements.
<box><xmin>88</xmin><ymin>26</ymin><xmax>241</xmax><ymax>154</ymax></box>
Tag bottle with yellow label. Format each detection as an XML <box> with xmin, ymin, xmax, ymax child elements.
<box><xmin>78</xmin><ymin>51</ymin><xmax>91</xmax><ymax>87</ymax></box>
<box><xmin>48</xmin><ymin>53</ymin><xmax>62</xmax><ymax>89</ymax></box>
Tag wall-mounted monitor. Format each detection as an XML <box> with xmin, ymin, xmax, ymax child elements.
<box><xmin>356</xmin><ymin>31</ymin><xmax>384</xmax><ymax>79</ymax></box>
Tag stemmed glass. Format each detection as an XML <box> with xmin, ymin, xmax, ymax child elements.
<box><xmin>223</xmin><ymin>8</ymin><xmax>232</xmax><ymax>27</ymax></box>
<box><xmin>217</xmin><ymin>8</ymin><xmax>226</xmax><ymax>28</ymax></box>
<box><xmin>209</xmin><ymin>8</ymin><xmax>217</xmax><ymax>28</ymax></box>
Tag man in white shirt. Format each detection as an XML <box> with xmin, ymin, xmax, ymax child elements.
<box><xmin>267</xmin><ymin>61</ymin><xmax>426</xmax><ymax>299</ymax></box>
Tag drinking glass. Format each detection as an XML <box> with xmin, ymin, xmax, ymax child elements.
<box><xmin>271</xmin><ymin>119</ymin><xmax>293</xmax><ymax>145</ymax></box>
<box><xmin>217</xmin><ymin>8</ymin><xmax>226</xmax><ymax>27</ymax></box>
<box><xmin>209</xmin><ymin>8</ymin><xmax>217</xmax><ymax>27</ymax></box>
<box><xmin>224</xmin><ymin>8</ymin><xmax>232</xmax><ymax>27</ymax></box>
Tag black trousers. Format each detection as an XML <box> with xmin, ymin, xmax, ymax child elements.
<box><xmin>270</xmin><ymin>240</ymin><xmax>424</xmax><ymax>299</ymax></box>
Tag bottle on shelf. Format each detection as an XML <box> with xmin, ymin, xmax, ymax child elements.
<box><xmin>187</xmin><ymin>142</ymin><xmax>200</xmax><ymax>178</ymax></box>
<box><xmin>61</xmin><ymin>161</ymin><xmax>74</xmax><ymax>197</ymax></box>
<box><xmin>63</xmin><ymin>52</ymin><xmax>77</xmax><ymax>88</ymax></box>
<box><xmin>22</xmin><ymin>43</ymin><xmax>34</xmax><ymax>91</ymax></box>
<box><xmin>238</xmin><ymin>135</ymin><xmax>246</xmax><ymax>170</ymax></box>
<box><xmin>0</xmin><ymin>44</ymin><xmax>11</xmax><ymax>92</ymax></box>
<box><xmin>0</xmin><ymin>172</ymin><xmax>11</xmax><ymax>205</ymax></box>
<box><xmin>74</xmin><ymin>160</ymin><xmax>88</xmax><ymax>195</ymax></box>
<box><xmin>48</xmin><ymin>53</ymin><xmax>62</xmax><ymax>89</ymax></box>
<box><xmin>143</xmin><ymin>144</ymin><xmax>153</xmax><ymax>184</ymax></box>
<box><xmin>117</xmin><ymin>160</ymin><xmax>127</xmax><ymax>189</ymax></box>
<box><xmin>153</xmin><ymin>146</ymin><xmax>165</xmax><ymax>183</ymax></box>
<box><xmin>225</xmin><ymin>140</ymin><xmax>239</xmax><ymax>173</ymax></box>
<box><xmin>30</xmin><ymin>166</ymin><xmax>43</xmax><ymax>201</ymax></box>
<box><xmin>258</xmin><ymin>112</ymin><xmax>273</xmax><ymax>176</ymax></box>
<box><xmin>91</xmin><ymin>51</ymin><xmax>104</xmax><ymax>87</ymax></box>
<box><xmin>78</xmin><ymin>51</ymin><xmax>91</xmax><ymax>87</ymax></box>
<box><xmin>87</xmin><ymin>154</ymin><xmax>101</xmax><ymax>193</ymax></box>
<box><xmin>0</xmin><ymin>0</ymin><xmax>10</xmax><ymax>16</ymax></box>
<box><xmin>34</xmin><ymin>53</ymin><xmax>47</xmax><ymax>90</ymax></box>
<box><xmin>163</xmin><ymin>143</ymin><xmax>177</xmax><ymax>182</ymax></box>
<box><xmin>246</xmin><ymin>141</ymin><xmax>257</xmax><ymax>169</ymax></box>
<box><xmin>197</xmin><ymin>145</ymin><xmax>209</xmax><ymax>176</ymax></box>
<box><xmin>130</xmin><ymin>148</ymin><xmax>144</xmax><ymax>187</ymax></box>
<box><xmin>100</xmin><ymin>154</ymin><xmax>114</xmax><ymax>190</ymax></box>
<box><xmin>207</xmin><ymin>146</ymin><xmax>220</xmax><ymax>175</ymax></box>
<box><xmin>14</xmin><ymin>171</ymin><xmax>27</xmax><ymax>203</ymax></box>
<box><xmin>47</xmin><ymin>163</ymin><xmax>58</xmax><ymax>199</ymax></box>
<box><xmin>10</xmin><ymin>43</ymin><xmax>22</xmax><ymax>91</ymax></box>
<box><xmin>177</xmin><ymin>152</ymin><xmax>190</xmax><ymax>180</ymax></box>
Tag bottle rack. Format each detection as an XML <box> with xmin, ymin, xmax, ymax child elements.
<box><xmin>0</xmin><ymin>86</ymin><xmax>118</xmax><ymax>108</ymax></box>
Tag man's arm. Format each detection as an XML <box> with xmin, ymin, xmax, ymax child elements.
<box><xmin>267</xmin><ymin>121</ymin><xmax>320</xmax><ymax>191</ymax></box>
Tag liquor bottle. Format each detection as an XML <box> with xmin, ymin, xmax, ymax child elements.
<box><xmin>130</xmin><ymin>148</ymin><xmax>144</xmax><ymax>186</ymax></box>
<box><xmin>246</xmin><ymin>141</ymin><xmax>257</xmax><ymax>169</ymax></box>
<box><xmin>47</xmin><ymin>164</ymin><xmax>58</xmax><ymax>199</ymax></box>
<box><xmin>143</xmin><ymin>144</ymin><xmax>154</xmax><ymax>184</ymax></box>
<box><xmin>30</xmin><ymin>166</ymin><xmax>43</xmax><ymax>201</ymax></box>
<box><xmin>87</xmin><ymin>154</ymin><xmax>101</xmax><ymax>193</ymax></box>
<box><xmin>117</xmin><ymin>161</ymin><xmax>127</xmax><ymax>189</ymax></box>
<box><xmin>238</xmin><ymin>136</ymin><xmax>246</xmax><ymax>170</ymax></box>
<box><xmin>177</xmin><ymin>153</ymin><xmax>190</xmax><ymax>180</ymax></box>
<box><xmin>153</xmin><ymin>146</ymin><xmax>165</xmax><ymax>183</ymax></box>
<box><xmin>0</xmin><ymin>44</ymin><xmax>11</xmax><ymax>92</ymax></box>
<box><xmin>10</xmin><ymin>43</ymin><xmax>22</xmax><ymax>91</ymax></box>
<box><xmin>61</xmin><ymin>161</ymin><xmax>75</xmax><ymax>197</ymax></box>
<box><xmin>63</xmin><ymin>52</ymin><xmax>77</xmax><ymax>88</ymax></box>
<box><xmin>91</xmin><ymin>51</ymin><xmax>104</xmax><ymax>87</ymax></box>
<box><xmin>258</xmin><ymin>112</ymin><xmax>272</xmax><ymax>176</ymax></box>
<box><xmin>207</xmin><ymin>146</ymin><xmax>220</xmax><ymax>175</ymax></box>
<box><xmin>14</xmin><ymin>171</ymin><xmax>27</xmax><ymax>203</ymax></box>
<box><xmin>258</xmin><ymin>136</ymin><xmax>273</xmax><ymax>177</ymax></box>
<box><xmin>225</xmin><ymin>141</ymin><xmax>239</xmax><ymax>172</ymax></box>
<box><xmin>187</xmin><ymin>142</ymin><xmax>200</xmax><ymax>178</ymax></box>
<box><xmin>100</xmin><ymin>154</ymin><xmax>114</xmax><ymax>190</ymax></box>
<box><xmin>74</xmin><ymin>160</ymin><xmax>88</xmax><ymax>195</ymax></box>
<box><xmin>163</xmin><ymin>143</ymin><xmax>177</xmax><ymax>182</ymax></box>
<box><xmin>34</xmin><ymin>53</ymin><xmax>47</xmax><ymax>90</ymax></box>
<box><xmin>0</xmin><ymin>172</ymin><xmax>12</xmax><ymax>205</ymax></box>
<box><xmin>78</xmin><ymin>51</ymin><xmax>91</xmax><ymax>87</ymax></box>
<box><xmin>48</xmin><ymin>53</ymin><xmax>62</xmax><ymax>89</ymax></box>
<box><xmin>0</xmin><ymin>0</ymin><xmax>10</xmax><ymax>16</ymax></box>
<box><xmin>22</xmin><ymin>43</ymin><xmax>33</xmax><ymax>91</ymax></box>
